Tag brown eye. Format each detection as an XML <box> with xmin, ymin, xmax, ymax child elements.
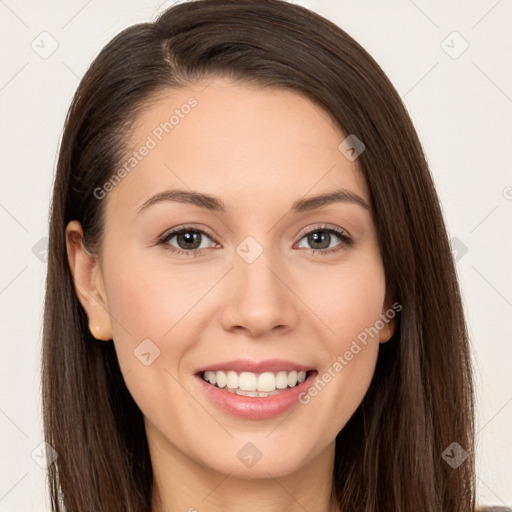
<box><xmin>173</xmin><ymin>230</ymin><xmax>204</xmax><ymax>250</ymax></box>
<box><xmin>159</xmin><ymin>227</ymin><xmax>218</xmax><ymax>256</ymax></box>
<box><xmin>295</xmin><ymin>226</ymin><xmax>353</xmax><ymax>255</ymax></box>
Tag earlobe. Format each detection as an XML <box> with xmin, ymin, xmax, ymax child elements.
<box><xmin>378</xmin><ymin>299</ymin><xmax>397</xmax><ymax>344</ymax></box>
<box><xmin>65</xmin><ymin>220</ymin><xmax>113</xmax><ymax>341</ymax></box>
<box><xmin>378</xmin><ymin>321</ymin><xmax>395</xmax><ymax>343</ymax></box>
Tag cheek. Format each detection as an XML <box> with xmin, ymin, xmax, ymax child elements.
<box><xmin>102</xmin><ymin>251</ymin><xmax>224</xmax><ymax>394</ymax></box>
<box><xmin>295</xmin><ymin>258</ymin><xmax>386</xmax><ymax>420</ymax></box>
<box><xmin>102</xmin><ymin>257</ymin><xmax>195</xmax><ymax>427</ymax></box>
<box><xmin>104</xmin><ymin>251</ymin><xmax>206</xmax><ymax>342</ymax></box>
<box><xmin>305</xmin><ymin>258</ymin><xmax>387</xmax><ymax>348</ymax></box>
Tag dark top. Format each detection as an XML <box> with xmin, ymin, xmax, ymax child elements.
<box><xmin>476</xmin><ymin>507</ymin><xmax>512</xmax><ymax>511</ymax></box>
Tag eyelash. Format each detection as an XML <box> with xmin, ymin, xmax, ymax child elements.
<box><xmin>157</xmin><ymin>224</ymin><xmax>354</xmax><ymax>257</ymax></box>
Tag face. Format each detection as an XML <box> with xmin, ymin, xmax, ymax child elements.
<box><xmin>67</xmin><ymin>77</ymin><xmax>395</xmax><ymax>481</ymax></box>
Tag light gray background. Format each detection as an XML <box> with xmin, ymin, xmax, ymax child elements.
<box><xmin>0</xmin><ymin>0</ymin><xmax>511</xmax><ymax>510</ymax></box>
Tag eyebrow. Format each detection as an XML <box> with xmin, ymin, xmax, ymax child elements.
<box><xmin>136</xmin><ymin>187</ymin><xmax>370</xmax><ymax>215</ymax></box>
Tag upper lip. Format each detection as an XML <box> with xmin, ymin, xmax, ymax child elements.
<box><xmin>196</xmin><ymin>359</ymin><xmax>316</xmax><ymax>374</ymax></box>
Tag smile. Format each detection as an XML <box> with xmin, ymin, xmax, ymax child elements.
<box><xmin>196</xmin><ymin>368</ymin><xmax>318</xmax><ymax>419</ymax></box>
<box><xmin>201</xmin><ymin>370</ymin><xmax>310</xmax><ymax>397</ymax></box>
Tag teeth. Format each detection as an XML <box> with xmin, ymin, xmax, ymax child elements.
<box><xmin>275</xmin><ymin>371</ymin><xmax>289</xmax><ymax>389</ymax></box>
<box><xmin>216</xmin><ymin>371</ymin><xmax>226</xmax><ymax>389</ymax></box>
<box><xmin>203</xmin><ymin>370</ymin><xmax>308</xmax><ymax>392</ymax></box>
<box><xmin>226</xmin><ymin>371</ymin><xmax>238</xmax><ymax>389</ymax></box>
<box><xmin>258</xmin><ymin>372</ymin><xmax>276</xmax><ymax>392</ymax></box>
<box><xmin>239</xmin><ymin>372</ymin><xmax>257</xmax><ymax>391</ymax></box>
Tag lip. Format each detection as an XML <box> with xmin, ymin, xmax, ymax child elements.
<box><xmin>195</xmin><ymin>358</ymin><xmax>315</xmax><ymax>374</ymax></box>
<box><xmin>195</xmin><ymin>369</ymin><xmax>318</xmax><ymax>420</ymax></box>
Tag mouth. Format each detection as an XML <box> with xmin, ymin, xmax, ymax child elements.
<box><xmin>194</xmin><ymin>358</ymin><xmax>318</xmax><ymax>419</ymax></box>
<box><xmin>198</xmin><ymin>369</ymin><xmax>316</xmax><ymax>397</ymax></box>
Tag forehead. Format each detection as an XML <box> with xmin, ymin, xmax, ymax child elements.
<box><xmin>105</xmin><ymin>77</ymin><xmax>369</xmax><ymax>220</ymax></box>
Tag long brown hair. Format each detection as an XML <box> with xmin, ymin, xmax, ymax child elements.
<box><xmin>42</xmin><ymin>0</ymin><xmax>476</xmax><ymax>510</ymax></box>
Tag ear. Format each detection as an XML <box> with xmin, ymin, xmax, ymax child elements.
<box><xmin>378</xmin><ymin>293</ymin><xmax>398</xmax><ymax>344</ymax></box>
<box><xmin>65</xmin><ymin>220</ymin><xmax>113</xmax><ymax>341</ymax></box>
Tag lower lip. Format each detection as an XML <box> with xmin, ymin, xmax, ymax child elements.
<box><xmin>195</xmin><ymin>371</ymin><xmax>318</xmax><ymax>420</ymax></box>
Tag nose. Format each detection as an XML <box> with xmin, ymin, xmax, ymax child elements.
<box><xmin>220</xmin><ymin>247</ymin><xmax>300</xmax><ymax>338</ymax></box>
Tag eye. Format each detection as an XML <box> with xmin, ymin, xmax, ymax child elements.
<box><xmin>158</xmin><ymin>226</ymin><xmax>219</xmax><ymax>257</ymax></box>
<box><xmin>295</xmin><ymin>225</ymin><xmax>353</xmax><ymax>255</ymax></box>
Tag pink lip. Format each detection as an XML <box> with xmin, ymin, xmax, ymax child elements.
<box><xmin>195</xmin><ymin>370</ymin><xmax>318</xmax><ymax>420</ymax></box>
<box><xmin>195</xmin><ymin>358</ymin><xmax>315</xmax><ymax>374</ymax></box>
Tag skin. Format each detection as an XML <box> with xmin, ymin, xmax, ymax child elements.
<box><xmin>66</xmin><ymin>77</ymin><xmax>396</xmax><ymax>512</ymax></box>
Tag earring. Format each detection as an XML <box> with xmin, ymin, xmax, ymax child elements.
<box><xmin>89</xmin><ymin>323</ymin><xmax>108</xmax><ymax>341</ymax></box>
<box><xmin>89</xmin><ymin>323</ymin><xmax>98</xmax><ymax>338</ymax></box>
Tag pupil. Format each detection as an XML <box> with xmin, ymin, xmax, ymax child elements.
<box><xmin>309</xmin><ymin>231</ymin><xmax>329</xmax><ymax>249</ymax></box>
<box><xmin>179</xmin><ymin>231</ymin><xmax>201</xmax><ymax>249</ymax></box>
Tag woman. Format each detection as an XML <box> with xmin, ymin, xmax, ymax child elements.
<box><xmin>42</xmin><ymin>0</ymin><xmax>483</xmax><ymax>510</ymax></box>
